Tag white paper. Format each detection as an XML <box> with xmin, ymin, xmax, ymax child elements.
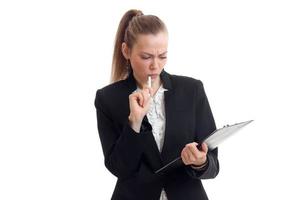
<box><xmin>204</xmin><ymin>120</ymin><xmax>253</xmax><ymax>150</ymax></box>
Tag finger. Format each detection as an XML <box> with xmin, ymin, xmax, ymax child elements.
<box><xmin>140</xmin><ymin>92</ymin><xmax>147</xmax><ymax>107</ymax></box>
<box><xmin>201</xmin><ymin>142</ymin><xmax>208</xmax><ymax>154</ymax></box>
<box><xmin>181</xmin><ymin>149</ymin><xmax>190</xmax><ymax>165</ymax></box>
<box><xmin>129</xmin><ymin>93</ymin><xmax>138</xmax><ymax>105</ymax></box>
<box><xmin>186</xmin><ymin>143</ymin><xmax>201</xmax><ymax>157</ymax></box>
<box><xmin>184</xmin><ymin>150</ymin><xmax>192</xmax><ymax>165</ymax></box>
<box><xmin>182</xmin><ymin>145</ymin><xmax>194</xmax><ymax>164</ymax></box>
<box><xmin>187</xmin><ymin>146</ymin><xmax>199</xmax><ymax>163</ymax></box>
<box><xmin>188</xmin><ymin>148</ymin><xmax>206</xmax><ymax>166</ymax></box>
<box><xmin>187</xmin><ymin>144</ymin><xmax>203</xmax><ymax>161</ymax></box>
<box><xmin>145</xmin><ymin>87</ymin><xmax>153</xmax><ymax>97</ymax></box>
<box><xmin>141</xmin><ymin>89</ymin><xmax>151</xmax><ymax>106</ymax></box>
<box><xmin>135</xmin><ymin>92</ymin><xmax>144</xmax><ymax>107</ymax></box>
<box><xmin>143</xmin><ymin>87</ymin><xmax>152</xmax><ymax>98</ymax></box>
<box><xmin>130</xmin><ymin>92</ymin><xmax>144</xmax><ymax>107</ymax></box>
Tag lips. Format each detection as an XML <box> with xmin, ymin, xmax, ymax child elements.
<box><xmin>149</xmin><ymin>74</ymin><xmax>159</xmax><ymax>79</ymax></box>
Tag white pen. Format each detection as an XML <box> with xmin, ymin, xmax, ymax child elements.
<box><xmin>147</xmin><ymin>76</ymin><xmax>152</xmax><ymax>97</ymax></box>
<box><xmin>147</xmin><ymin>76</ymin><xmax>152</xmax><ymax>88</ymax></box>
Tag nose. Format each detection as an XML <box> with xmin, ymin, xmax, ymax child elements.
<box><xmin>150</xmin><ymin>58</ymin><xmax>159</xmax><ymax>70</ymax></box>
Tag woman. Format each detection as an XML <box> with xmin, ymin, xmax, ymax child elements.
<box><xmin>95</xmin><ymin>9</ymin><xmax>219</xmax><ymax>200</ymax></box>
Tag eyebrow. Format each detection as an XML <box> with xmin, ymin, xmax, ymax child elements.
<box><xmin>141</xmin><ymin>51</ymin><xmax>168</xmax><ymax>56</ymax></box>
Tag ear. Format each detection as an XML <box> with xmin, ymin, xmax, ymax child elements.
<box><xmin>121</xmin><ymin>42</ymin><xmax>130</xmax><ymax>59</ymax></box>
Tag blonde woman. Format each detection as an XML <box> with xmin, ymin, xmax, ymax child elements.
<box><xmin>95</xmin><ymin>9</ymin><xmax>219</xmax><ymax>200</ymax></box>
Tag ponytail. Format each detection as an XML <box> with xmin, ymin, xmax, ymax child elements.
<box><xmin>110</xmin><ymin>9</ymin><xmax>167</xmax><ymax>83</ymax></box>
<box><xmin>111</xmin><ymin>9</ymin><xmax>143</xmax><ymax>82</ymax></box>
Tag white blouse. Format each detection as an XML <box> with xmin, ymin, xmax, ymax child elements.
<box><xmin>137</xmin><ymin>85</ymin><xmax>168</xmax><ymax>200</ymax></box>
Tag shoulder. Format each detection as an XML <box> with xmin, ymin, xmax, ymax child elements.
<box><xmin>170</xmin><ymin>74</ymin><xmax>203</xmax><ymax>86</ymax></box>
<box><xmin>96</xmin><ymin>79</ymin><xmax>127</xmax><ymax>96</ymax></box>
<box><xmin>163</xmin><ymin>72</ymin><xmax>208</xmax><ymax>102</ymax></box>
<box><xmin>167</xmin><ymin>73</ymin><xmax>204</xmax><ymax>93</ymax></box>
<box><xmin>94</xmin><ymin>79</ymin><xmax>128</xmax><ymax>109</ymax></box>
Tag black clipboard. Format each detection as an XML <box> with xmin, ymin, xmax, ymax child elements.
<box><xmin>155</xmin><ymin>120</ymin><xmax>254</xmax><ymax>174</ymax></box>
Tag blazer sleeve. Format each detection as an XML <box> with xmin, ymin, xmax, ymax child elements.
<box><xmin>94</xmin><ymin>89</ymin><xmax>150</xmax><ymax>179</ymax></box>
<box><xmin>185</xmin><ymin>81</ymin><xmax>220</xmax><ymax>179</ymax></box>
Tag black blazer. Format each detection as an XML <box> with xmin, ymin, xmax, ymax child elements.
<box><xmin>94</xmin><ymin>70</ymin><xmax>219</xmax><ymax>200</ymax></box>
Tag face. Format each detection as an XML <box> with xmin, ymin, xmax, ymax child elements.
<box><xmin>122</xmin><ymin>31</ymin><xmax>168</xmax><ymax>88</ymax></box>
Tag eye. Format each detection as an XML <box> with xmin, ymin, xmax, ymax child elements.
<box><xmin>141</xmin><ymin>56</ymin><xmax>151</xmax><ymax>60</ymax></box>
<box><xmin>160</xmin><ymin>56</ymin><xmax>167</xmax><ymax>59</ymax></box>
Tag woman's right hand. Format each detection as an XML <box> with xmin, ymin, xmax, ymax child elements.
<box><xmin>128</xmin><ymin>87</ymin><xmax>153</xmax><ymax>133</ymax></box>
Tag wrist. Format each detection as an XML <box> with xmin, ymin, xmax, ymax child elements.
<box><xmin>191</xmin><ymin>158</ymin><xmax>208</xmax><ymax>169</ymax></box>
<box><xmin>128</xmin><ymin>115</ymin><xmax>142</xmax><ymax>133</ymax></box>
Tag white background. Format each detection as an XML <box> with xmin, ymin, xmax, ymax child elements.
<box><xmin>1</xmin><ymin>0</ymin><xmax>299</xmax><ymax>199</ymax></box>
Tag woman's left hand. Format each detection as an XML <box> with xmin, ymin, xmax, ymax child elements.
<box><xmin>181</xmin><ymin>142</ymin><xmax>208</xmax><ymax>166</ymax></box>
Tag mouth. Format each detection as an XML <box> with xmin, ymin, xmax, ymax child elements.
<box><xmin>148</xmin><ymin>74</ymin><xmax>159</xmax><ymax>79</ymax></box>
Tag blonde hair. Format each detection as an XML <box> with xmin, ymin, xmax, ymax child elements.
<box><xmin>111</xmin><ymin>9</ymin><xmax>168</xmax><ymax>83</ymax></box>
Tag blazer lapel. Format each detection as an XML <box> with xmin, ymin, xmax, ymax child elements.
<box><xmin>125</xmin><ymin>72</ymin><xmax>163</xmax><ymax>171</ymax></box>
<box><xmin>159</xmin><ymin>71</ymin><xmax>179</xmax><ymax>164</ymax></box>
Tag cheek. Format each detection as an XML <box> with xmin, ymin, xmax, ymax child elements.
<box><xmin>131</xmin><ymin>59</ymin><xmax>150</xmax><ymax>69</ymax></box>
<box><xmin>160</xmin><ymin>59</ymin><xmax>167</xmax><ymax>67</ymax></box>
<box><xmin>131</xmin><ymin>59</ymin><xmax>148</xmax><ymax>74</ymax></box>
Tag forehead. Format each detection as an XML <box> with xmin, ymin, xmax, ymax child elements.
<box><xmin>132</xmin><ymin>32</ymin><xmax>168</xmax><ymax>53</ymax></box>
